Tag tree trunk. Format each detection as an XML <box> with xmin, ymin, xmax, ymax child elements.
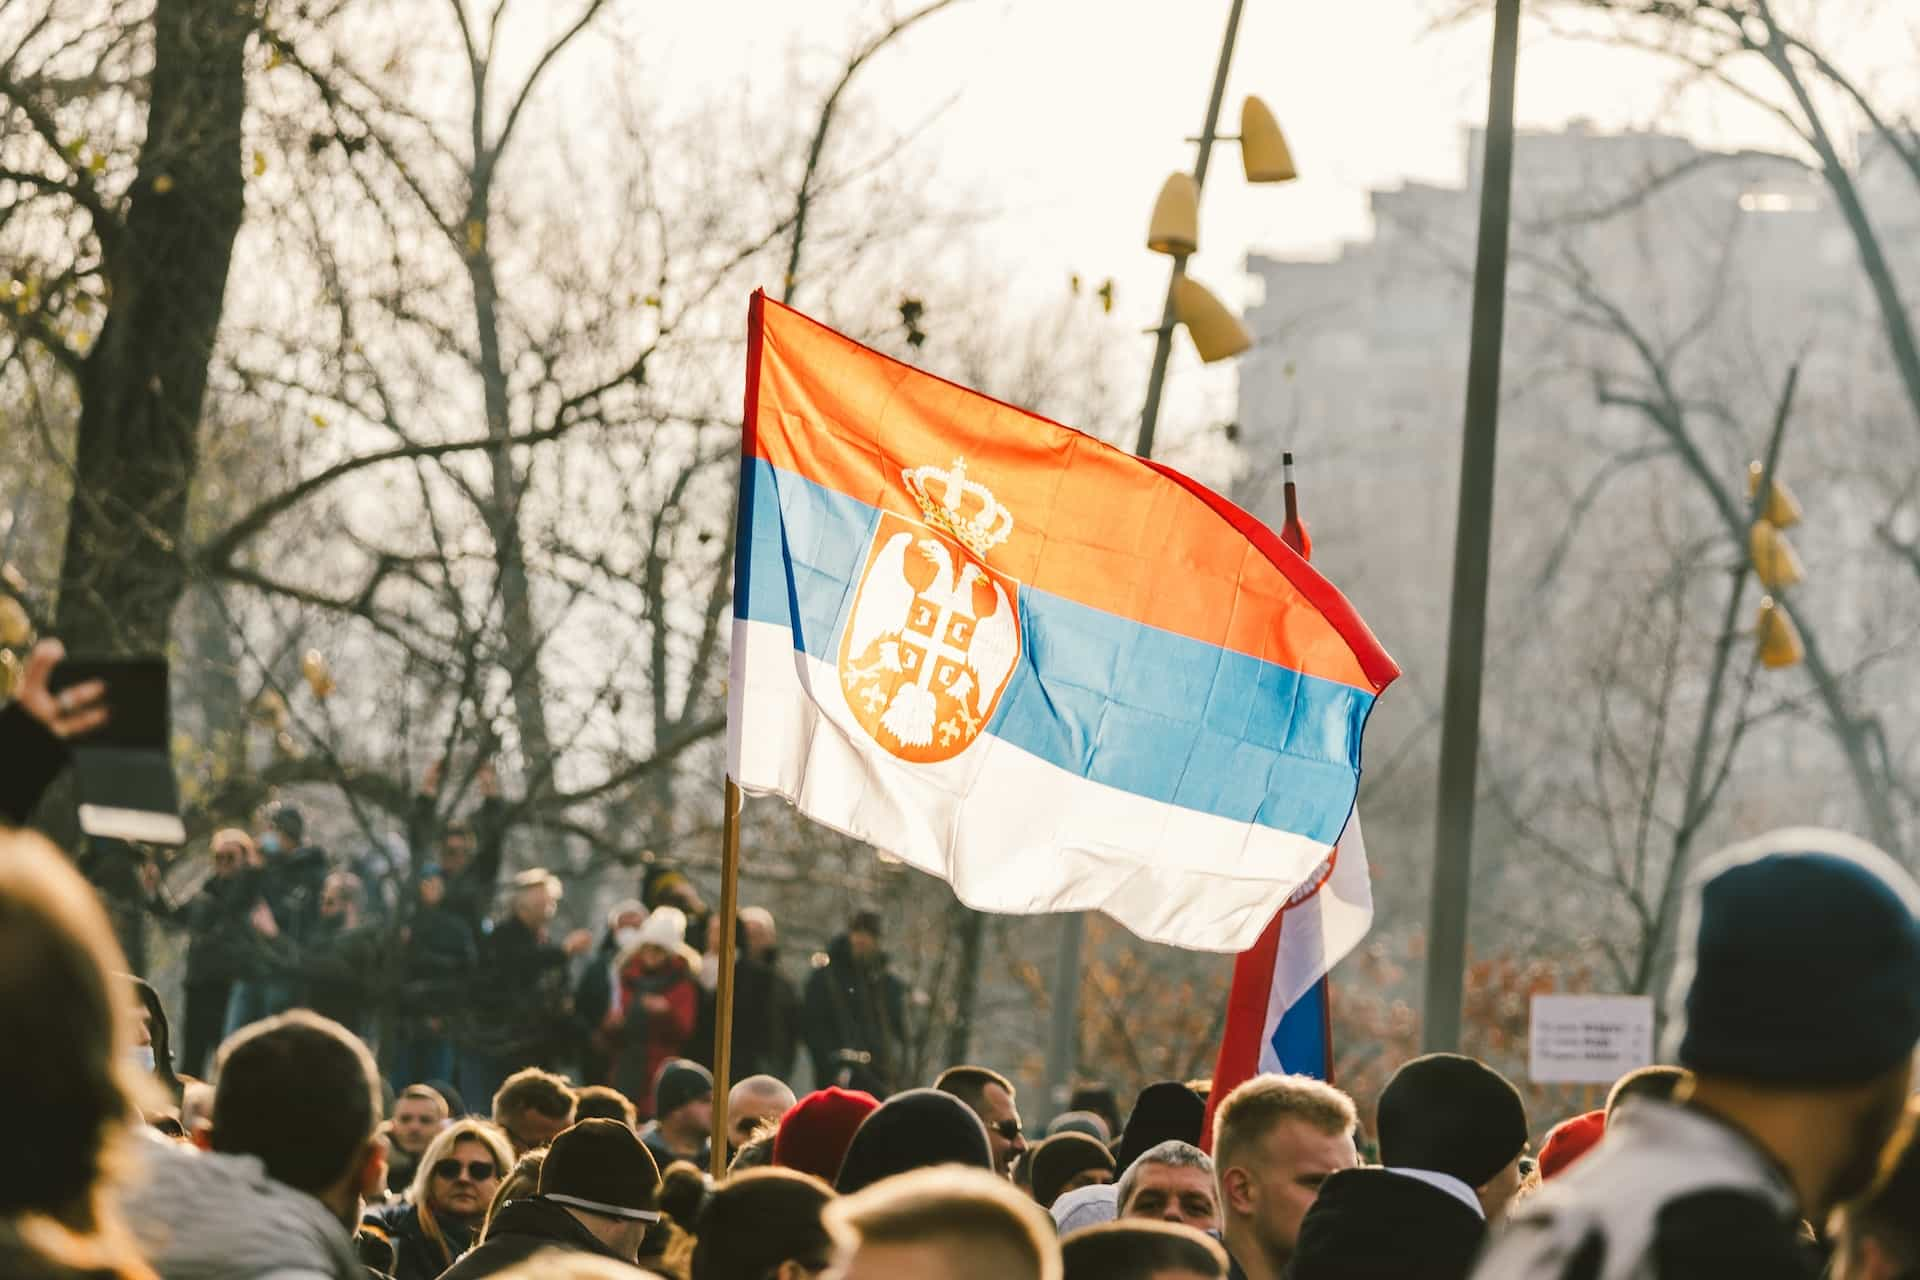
<box><xmin>55</xmin><ymin>0</ymin><xmax>253</xmax><ymax>651</ymax></box>
<box><xmin>944</xmin><ymin>901</ymin><xmax>986</xmax><ymax>1066</ymax></box>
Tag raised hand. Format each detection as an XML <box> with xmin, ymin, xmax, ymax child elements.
<box><xmin>14</xmin><ymin>639</ymin><xmax>108</xmax><ymax>739</ymax></box>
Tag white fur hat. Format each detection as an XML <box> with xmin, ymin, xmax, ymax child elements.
<box><xmin>632</xmin><ymin>905</ymin><xmax>687</xmax><ymax>953</ymax></box>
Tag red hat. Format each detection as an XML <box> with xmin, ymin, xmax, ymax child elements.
<box><xmin>773</xmin><ymin>1087</ymin><xmax>880</xmax><ymax>1184</ymax></box>
<box><xmin>1538</xmin><ymin>1110</ymin><xmax>1606</xmax><ymax>1180</ymax></box>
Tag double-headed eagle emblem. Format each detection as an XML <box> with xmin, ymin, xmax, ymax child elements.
<box><xmin>838</xmin><ymin>458</ymin><xmax>1022</xmax><ymax>764</ymax></box>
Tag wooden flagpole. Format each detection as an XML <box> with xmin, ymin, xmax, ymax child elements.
<box><xmin>709</xmin><ymin>776</ymin><xmax>743</xmax><ymax>1180</ymax></box>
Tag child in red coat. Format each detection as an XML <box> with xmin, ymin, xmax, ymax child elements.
<box><xmin>602</xmin><ymin>905</ymin><xmax>699</xmax><ymax>1118</ymax></box>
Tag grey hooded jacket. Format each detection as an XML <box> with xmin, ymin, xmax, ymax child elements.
<box><xmin>121</xmin><ymin>1136</ymin><xmax>362</xmax><ymax>1280</ymax></box>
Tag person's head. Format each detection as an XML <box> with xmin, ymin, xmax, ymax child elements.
<box><xmin>1030</xmin><ymin>1132</ymin><xmax>1116</xmax><ymax>1209</ymax></box>
<box><xmin>511</xmin><ymin>869</ymin><xmax>562</xmax><ymax>931</ymax></box>
<box><xmin>211</xmin><ymin>1010</ymin><xmax>385</xmax><ymax>1227</ymax></box>
<box><xmin>481</xmin><ymin>1148</ymin><xmax>545</xmax><ymax>1242</ymax></box>
<box><xmin>417</xmin><ymin>863</ymin><xmax>446</xmax><ymax>907</ymax></box>
<box><xmin>259</xmin><ymin>802</ymin><xmax>304</xmax><ymax>854</ymax></box>
<box><xmin>575</xmin><ymin>1085</ymin><xmax>639</xmax><ymax>1130</ymax></box>
<box><xmin>835</xmin><ymin>1088</ymin><xmax>996</xmax><ymax>1194</ymax></box>
<box><xmin>728</xmin><ymin>1075</ymin><xmax>798</xmax><ymax>1152</ymax></box>
<box><xmin>643</xmin><ymin>865</ymin><xmax>703</xmax><ymax>915</ymax></box>
<box><xmin>1069</xmin><ymin>1086</ymin><xmax>1123</xmax><ymax>1144</ymax></box>
<box><xmin>538</xmin><ymin>1117</ymin><xmax>664</xmax><ymax>1264</ymax></box>
<box><xmin>655</xmin><ymin>1059</ymin><xmax>715</xmax><ymax>1140</ymax></box>
<box><xmin>659</xmin><ymin>1160</ymin><xmax>709</xmax><ymax>1233</ymax></box>
<box><xmin>846</xmin><ymin>910</ymin><xmax>883</xmax><ymax>962</ymax></box>
<box><xmin>1060</xmin><ymin>1220</ymin><xmax>1228</xmax><ymax>1280</ymax></box>
<box><xmin>1115</xmin><ymin>1141</ymin><xmax>1218</xmax><ymax>1234</ymax></box>
<box><xmin>1833</xmin><ymin>1099</ymin><xmax>1920</xmax><ymax>1280</ymax></box>
<box><xmin>1668</xmin><ymin>829</ymin><xmax>1920</xmax><ymax>1217</ymax></box>
<box><xmin>125</xmin><ymin>974</ymin><xmax>177</xmax><ymax>1086</ymax></box>
<box><xmin>1538</xmin><ymin>1110</ymin><xmax>1607</xmax><ymax>1181</ymax></box>
<box><xmin>826</xmin><ymin>1166</ymin><xmax>1060</xmax><ymax>1280</ymax></box>
<box><xmin>493</xmin><ymin>1067</ymin><xmax>578</xmax><ymax>1155</ymax></box>
<box><xmin>1376</xmin><ymin>1054</ymin><xmax>1529</xmax><ymax>1222</ymax></box>
<box><xmin>210</xmin><ymin>828</ymin><xmax>254</xmax><ymax>878</ymax></box>
<box><xmin>321</xmin><ymin>871</ymin><xmax>364</xmax><ymax>926</ymax></box>
<box><xmin>412</xmin><ymin>1119</ymin><xmax>512</xmax><ymax>1228</ymax></box>
<box><xmin>693</xmin><ymin>1166</ymin><xmax>834</xmax><ymax>1280</ymax></box>
<box><xmin>1046</xmin><ymin>1111</ymin><xmax>1112</xmax><ymax>1145</ymax></box>
<box><xmin>607</xmin><ymin>900</ymin><xmax>648</xmax><ymax>952</ymax></box>
<box><xmin>441</xmin><ymin>819</ymin><xmax>475</xmax><ymax>875</ymax></box>
<box><xmin>629</xmin><ymin>906</ymin><xmax>689</xmax><ymax>971</ymax></box>
<box><xmin>1604</xmin><ymin>1064</ymin><xmax>1687</xmax><ymax>1121</ymax></box>
<box><xmin>775</xmin><ymin>1087</ymin><xmax>881</xmax><ymax>1184</ymax></box>
<box><xmin>935</xmin><ymin>1066</ymin><xmax>1026</xmax><ymax>1176</ymax></box>
<box><xmin>1211</xmin><ymin>1074</ymin><xmax>1359</xmax><ymax>1267</ymax></box>
<box><xmin>0</xmin><ymin>829</ymin><xmax>144</xmax><ymax>1245</ymax></box>
<box><xmin>741</xmin><ymin>906</ymin><xmax>778</xmax><ymax>957</ymax></box>
<box><xmin>1116</xmin><ymin>1082</ymin><xmax>1207</xmax><ymax>1175</ymax></box>
<box><xmin>392</xmin><ymin>1084</ymin><xmax>451</xmax><ymax>1157</ymax></box>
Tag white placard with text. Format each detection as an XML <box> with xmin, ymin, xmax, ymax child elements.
<box><xmin>1528</xmin><ymin>994</ymin><xmax>1655</xmax><ymax>1085</ymax></box>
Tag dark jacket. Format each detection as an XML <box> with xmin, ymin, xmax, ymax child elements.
<box><xmin>1471</xmin><ymin>1100</ymin><xmax>1816</xmax><ymax>1280</ymax></box>
<box><xmin>260</xmin><ymin>843</ymin><xmax>331</xmax><ymax>949</ymax></box>
<box><xmin>0</xmin><ymin>702</ymin><xmax>66</xmax><ymax>826</ymax></box>
<box><xmin>691</xmin><ymin>946</ymin><xmax>800</xmax><ymax>1080</ymax></box>
<box><xmin>1288</xmin><ymin>1168</ymin><xmax>1485</xmax><ymax>1280</ymax></box>
<box><xmin>437</xmin><ymin>1197</ymin><xmax>632</xmax><ymax>1279</ymax></box>
<box><xmin>166</xmin><ymin>871</ymin><xmax>259</xmax><ymax>986</ymax></box>
<box><xmin>362</xmin><ymin>1200</ymin><xmax>478</xmax><ymax>1280</ymax></box>
<box><xmin>473</xmin><ymin>916</ymin><xmax>574</xmax><ymax>1062</ymax></box>
<box><xmin>575</xmin><ymin>931</ymin><xmax>622</xmax><ymax>1084</ymax></box>
<box><xmin>802</xmin><ymin>934</ymin><xmax>908</xmax><ymax>1095</ymax></box>
<box><xmin>402</xmin><ymin>901</ymin><xmax>479</xmax><ymax>1013</ymax></box>
<box><xmin>302</xmin><ymin>914</ymin><xmax>384</xmax><ymax>1029</ymax></box>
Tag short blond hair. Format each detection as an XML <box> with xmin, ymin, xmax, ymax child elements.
<box><xmin>1213</xmin><ymin>1074</ymin><xmax>1357</xmax><ymax>1173</ymax></box>
<box><xmin>825</xmin><ymin>1166</ymin><xmax>1060</xmax><ymax>1280</ymax></box>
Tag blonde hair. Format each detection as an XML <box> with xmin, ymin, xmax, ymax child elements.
<box><xmin>411</xmin><ymin>1120</ymin><xmax>515</xmax><ymax>1267</ymax></box>
<box><xmin>487</xmin><ymin>1250</ymin><xmax>647</xmax><ymax>1279</ymax></box>
<box><xmin>1213</xmin><ymin>1074</ymin><xmax>1357</xmax><ymax>1174</ymax></box>
<box><xmin>825</xmin><ymin>1166</ymin><xmax>1060</xmax><ymax>1280</ymax></box>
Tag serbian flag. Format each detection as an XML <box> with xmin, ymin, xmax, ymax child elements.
<box><xmin>1202</xmin><ymin>498</ymin><xmax>1375</xmax><ymax>1140</ymax></box>
<box><xmin>728</xmin><ymin>293</ymin><xmax>1397</xmax><ymax>951</ymax></box>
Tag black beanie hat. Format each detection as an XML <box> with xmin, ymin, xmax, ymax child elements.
<box><xmin>1674</xmin><ymin>830</ymin><xmax>1920</xmax><ymax>1086</ymax></box>
<box><xmin>654</xmin><ymin>1059</ymin><xmax>713</xmax><ymax>1121</ymax></box>
<box><xmin>1115</xmin><ymin>1082</ymin><xmax>1206</xmax><ymax>1174</ymax></box>
<box><xmin>834</xmin><ymin>1088</ymin><xmax>994</xmax><ymax>1194</ymax></box>
<box><xmin>539</xmin><ymin>1118</ymin><xmax>663</xmax><ymax>1222</ymax></box>
<box><xmin>1030</xmin><ymin>1132</ymin><xmax>1116</xmax><ymax>1208</ymax></box>
<box><xmin>1377</xmin><ymin>1054</ymin><xmax>1528</xmax><ymax>1188</ymax></box>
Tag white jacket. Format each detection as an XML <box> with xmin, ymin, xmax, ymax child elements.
<box><xmin>1472</xmin><ymin>1100</ymin><xmax>1800</xmax><ymax>1280</ymax></box>
<box><xmin>121</xmin><ymin>1135</ymin><xmax>362</xmax><ymax>1280</ymax></box>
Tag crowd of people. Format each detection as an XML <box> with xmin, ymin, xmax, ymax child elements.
<box><xmin>5</xmin><ymin>650</ymin><xmax>1920</xmax><ymax>1279</ymax></box>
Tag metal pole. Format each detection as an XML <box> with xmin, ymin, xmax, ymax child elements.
<box><xmin>1135</xmin><ymin>0</ymin><xmax>1247</xmax><ymax>460</ymax></box>
<box><xmin>1421</xmin><ymin>0</ymin><xmax>1524</xmax><ymax>1054</ymax></box>
<box><xmin>1044</xmin><ymin>0</ymin><xmax>1249</xmax><ymax>1121</ymax></box>
<box><xmin>710</xmin><ymin>777</ymin><xmax>743</xmax><ymax>1179</ymax></box>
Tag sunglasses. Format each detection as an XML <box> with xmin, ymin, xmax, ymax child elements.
<box><xmin>433</xmin><ymin>1159</ymin><xmax>497</xmax><ymax>1182</ymax></box>
<box><xmin>990</xmin><ymin>1120</ymin><xmax>1024</xmax><ymax>1142</ymax></box>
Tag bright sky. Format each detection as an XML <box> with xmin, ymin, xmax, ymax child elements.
<box><xmin>577</xmin><ymin>1</ymin><xmax>1914</xmax><ymax>454</ymax></box>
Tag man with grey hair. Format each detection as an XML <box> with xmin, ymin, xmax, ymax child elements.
<box><xmin>726</xmin><ymin>1073</ymin><xmax>798</xmax><ymax>1156</ymax></box>
<box><xmin>1117</xmin><ymin>1140</ymin><xmax>1220</xmax><ymax>1235</ymax></box>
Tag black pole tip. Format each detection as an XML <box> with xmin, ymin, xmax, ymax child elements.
<box><xmin>1283</xmin><ymin>451</ymin><xmax>1294</xmax><ymax>466</ymax></box>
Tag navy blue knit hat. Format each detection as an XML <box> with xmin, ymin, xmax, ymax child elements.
<box><xmin>833</xmin><ymin>1088</ymin><xmax>993</xmax><ymax>1194</ymax></box>
<box><xmin>654</xmin><ymin>1059</ymin><xmax>713</xmax><ymax>1120</ymax></box>
<box><xmin>1671</xmin><ymin>828</ymin><xmax>1920</xmax><ymax>1087</ymax></box>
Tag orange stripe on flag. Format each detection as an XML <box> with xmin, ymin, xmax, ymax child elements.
<box><xmin>746</xmin><ymin>294</ymin><xmax>1394</xmax><ymax>695</ymax></box>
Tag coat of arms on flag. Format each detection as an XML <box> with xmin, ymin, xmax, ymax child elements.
<box><xmin>839</xmin><ymin>461</ymin><xmax>1021</xmax><ymax>763</ymax></box>
<box><xmin>729</xmin><ymin>292</ymin><xmax>1397</xmax><ymax>952</ymax></box>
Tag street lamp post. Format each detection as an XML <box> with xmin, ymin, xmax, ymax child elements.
<box><xmin>1042</xmin><ymin>0</ymin><xmax>1295</xmax><ymax>1120</ymax></box>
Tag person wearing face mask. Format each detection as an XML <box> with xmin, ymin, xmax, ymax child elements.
<box><xmin>575</xmin><ymin>900</ymin><xmax>648</xmax><ymax>1086</ymax></box>
<box><xmin>224</xmin><ymin>803</ymin><xmax>329</xmax><ymax>1038</ymax></box>
<box><xmin>125</xmin><ymin>974</ymin><xmax>185</xmax><ymax>1108</ymax></box>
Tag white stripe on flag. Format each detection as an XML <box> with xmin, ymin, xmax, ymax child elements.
<box><xmin>1256</xmin><ymin>814</ymin><xmax>1373</xmax><ymax>1074</ymax></box>
<box><xmin>728</xmin><ymin>618</ymin><xmax>1338</xmax><ymax>952</ymax></box>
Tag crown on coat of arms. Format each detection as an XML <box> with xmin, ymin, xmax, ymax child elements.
<box><xmin>903</xmin><ymin>457</ymin><xmax>1014</xmax><ymax>560</ymax></box>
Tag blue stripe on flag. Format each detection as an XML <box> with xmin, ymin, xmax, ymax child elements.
<box><xmin>1271</xmin><ymin>977</ymin><xmax>1332</xmax><ymax>1079</ymax></box>
<box><xmin>737</xmin><ymin>457</ymin><xmax>1373</xmax><ymax>845</ymax></box>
